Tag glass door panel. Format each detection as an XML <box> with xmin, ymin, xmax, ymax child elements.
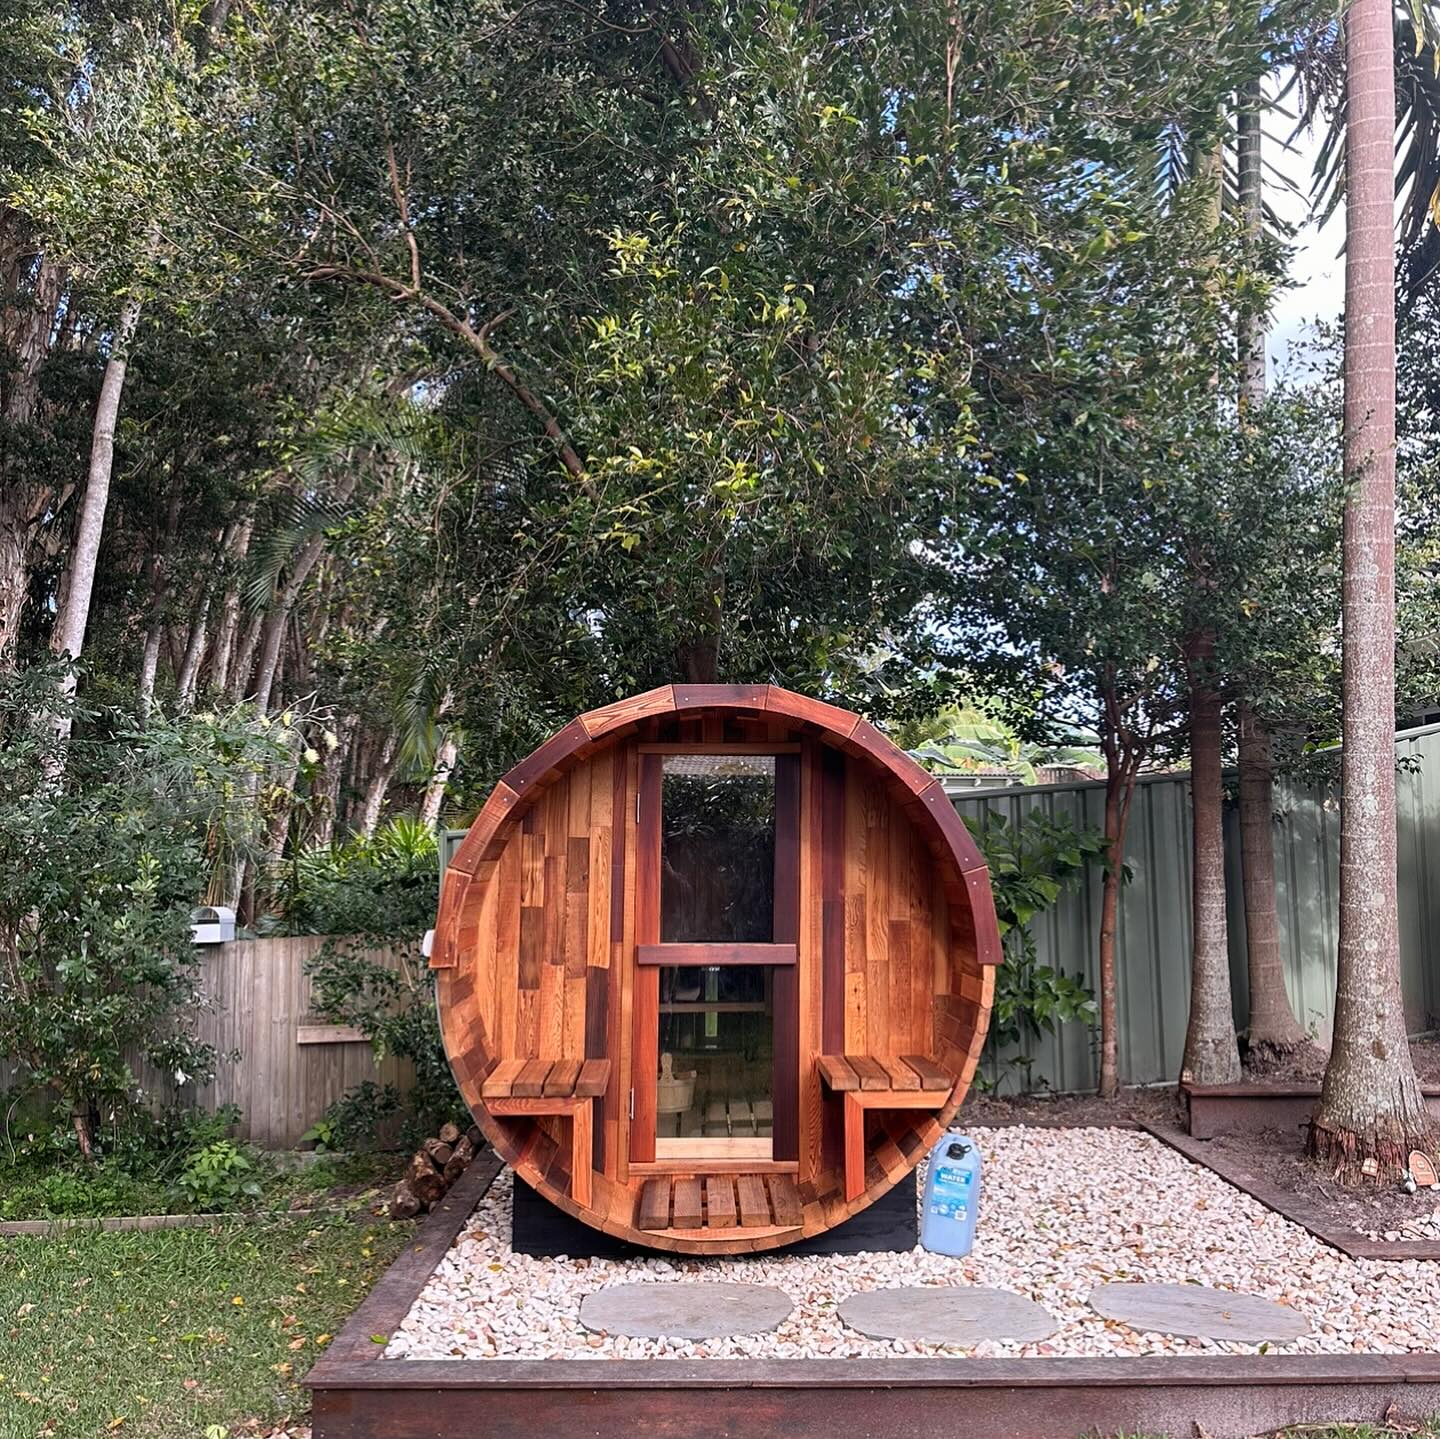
<box><xmin>655</xmin><ymin>964</ymin><xmax>774</xmax><ymax>1159</ymax></box>
<box><xmin>660</xmin><ymin>754</ymin><xmax>776</xmax><ymax>942</ymax></box>
<box><xmin>630</xmin><ymin>746</ymin><xmax>800</xmax><ymax>1168</ymax></box>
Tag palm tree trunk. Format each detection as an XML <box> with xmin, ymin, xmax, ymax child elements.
<box><xmin>1309</xmin><ymin>0</ymin><xmax>1432</xmax><ymax>1178</ymax></box>
<box><xmin>1181</xmin><ymin>628</ymin><xmax>1241</xmax><ymax>1084</ymax></box>
<box><xmin>1233</xmin><ymin>83</ymin><xmax>1304</xmax><ymax>1059</ymax></box>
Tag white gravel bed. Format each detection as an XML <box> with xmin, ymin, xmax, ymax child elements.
<box><xmin>385</xmin><ymin>1126</ymin><xmax>1440</xmax><ymax>1361</ymax></box>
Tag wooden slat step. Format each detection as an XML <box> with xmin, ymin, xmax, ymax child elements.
<box><xmin>575</xmin><ymin>1058</ymin><xmax>611</xmax><ymax>1097</ymax></box>
<box><xmin>766</xmin><ymin>1174</ymin><xmax>803</xmax><ymax>1227</ymax></box>
<box><xmin>638</xmin><ymin>1179</ymin><xmax>670</xmax><ymax>1231</ymax></box>
<box><xmin>513</xmin><ymin>1058</ymin><xmax>554</xmax><ymax>1097</ymax></box>
<box><xmin>543</xmin><ymin>1059</ymin><xmax>582</xmax><ymax>1097</ymax></box>
<box><xmin>672</xmin><ymin>1177</ymin><xmax>704</xmax><ymax>1229</ymax></box>
<box><xmin>845</xmin><ymin>1055</ymin><xmax>891</xmax><ymax>1091</ymax></box>
<box><xmin>735</xmin><ymin>1174</ymin><xmax>770</xmax><ymax>1227</ymax></box>
<box><xmin>817</xmin><ymin>1055</ymin><xmax>860</xmax><ymax>1091</ymax></box>
<box><xmin>705</xmin><ymin>1176</ymin><xmax>736</xmax><ymax>1228</ymax></box>
<box><xmin>636</xmin><ymin>1174</ymin><xmax>805</xmax><ymax>1233</ymax></box>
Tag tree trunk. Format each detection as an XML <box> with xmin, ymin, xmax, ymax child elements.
<box><xmin>137</xmin><ymin>476</ymin><xmax>184</xmax><ymax>728</ymax></box>
<box><xmin>175</xmin><ymin>592</ymin><xmax>211</xmax><ymax>710</ymax></box>
<box><xmin>0</xmin><ymin>486</ymin><xmax>34</xmax><ymax>666</ymax></box>
<box><xmin>1309</xmin><ymin>0</ymin><xmax>1432</xmax><ymax>1179</ymax></box>
<box><xmin>358</xmin><ymin>733</ymin><xmax>398</xmax><ymax>837</ymax></box>
<box><xmin>46</xmin><ymin>288</ymin><xmax>145</xmax><ymax>763</ymax></box>
<box><xmin>251</xmin><ymin>475</ymin><xmax>357</xmax><ymax>715</ymax></box>
<box><xmin>1237</xmin><ymin>704</ymin><xmax>1308</xmax><ymax>1057</ymax></box>
<box><xmin>1181</xmin><ymin>629</ymin><xmax>1242</xmax><ymax>1084</ymax></box>
<box><xmin>1096</xmin><ymin>735</ymin><xmax>1140</xmax><ymax>1100</ymax></box>
<box><xmin>311</xmin><ymin>712</ymin><xmax>357</xmax><ymax>847</ymax></box>
<box><xmin>420</xmin><ymin>733</ymin><xmax>459</xmax><ymax>828</ymax></box>
<box><xmin>0</xmin><ymin>222</ymin><xmax>64</xmax><ymax>666</ymax></box>
<box><xmin>226</xmin><ymin>611</ymin><xmax>263</xmax><ymax>703</ymax></box>
<box><xmin>210</xmin><ymin>514</ymin><xmax>253</xmax><ymax>696</ymax></box>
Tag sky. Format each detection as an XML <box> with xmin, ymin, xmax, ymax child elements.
<box><xmin>1265</xmin><ymin>88</ymin><xmax>1344</xmax><ymax>382</ymax></box>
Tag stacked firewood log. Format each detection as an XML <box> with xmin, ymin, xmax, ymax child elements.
<box><xmin>389</xmin><ymin>1122</ymin><xmax>485</xmax><ymax>1219</ymax></box>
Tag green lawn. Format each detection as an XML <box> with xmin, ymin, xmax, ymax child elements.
<box><xmin>0</xmin><ymin>1214</ymin><xmax>413</xmax><ymax>1439</ymax></box>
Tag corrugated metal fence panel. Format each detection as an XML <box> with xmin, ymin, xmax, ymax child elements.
<box><xmin>1</xmin><ymin>936</ymin><xmax>411</xmax><ymax>1149</ymax></box>
<box><xmin>957</xmin><ymin>722</ymin><xmax>1440</xmax><ymax>1091</ymax></box>
<box><xmin>953</xmin><ymin>772</ymin><xmax>1196</xmax><ymax>1093</ymax></box>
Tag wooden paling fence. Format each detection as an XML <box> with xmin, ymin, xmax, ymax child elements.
<box><xmin>2</xmin><ymin>935</ymin><xmax>412</xmax><ymax>1149</ymax></box>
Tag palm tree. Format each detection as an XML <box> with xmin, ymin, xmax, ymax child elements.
<box><xmin>1307</xmin><ymin>0</ymin><xmax>1433</xmax><ymax>1178</ymax></box>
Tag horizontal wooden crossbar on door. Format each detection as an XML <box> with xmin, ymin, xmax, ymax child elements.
<box><xmin>637</xmin><ymin>943</ymin><xmax>797</xmax><ymax>967</ymax></box>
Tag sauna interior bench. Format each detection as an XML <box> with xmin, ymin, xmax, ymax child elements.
<box><xmin>481</xmin><ymin>1059</ymin><xmax>612</xmax><ymax>1207</ymax></box>
<box><xmin>818</xmin><ymin>1055</ymin><xmax>954</xmax><ymax>1201</ymax></box>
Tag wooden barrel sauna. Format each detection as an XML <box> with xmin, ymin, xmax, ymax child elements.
<box><xmin>431</xmin><ymin>684</ymin><xmax>1001</xmax><ymax>1254</ymax></box>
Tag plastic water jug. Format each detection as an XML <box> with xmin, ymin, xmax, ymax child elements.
<box><xmin>919</xmin><ymin>1132</ymin><xmax>981</xmax><ymax>1257</ymax></box>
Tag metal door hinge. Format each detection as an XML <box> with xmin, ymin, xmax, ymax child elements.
<box><xmin>635</xmin><ymin>792</ymin><xmax>641</xmax><ymax>825</ymax></box>
<box><xmin>628</xmin><ymin>1087</ymin><xmax>635</xmax><ymax>1120</ymax></box>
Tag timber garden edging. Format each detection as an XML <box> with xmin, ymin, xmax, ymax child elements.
<box><xmin>303</xmin><ymin>1143</ymin><xmax>1440</xmax><ymax>1439</ymax></box>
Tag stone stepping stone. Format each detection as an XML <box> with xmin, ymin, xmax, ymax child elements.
<box><xmin>839</xmin><ymin>1285</ymin><xmax>1057</xmax><ymax>1345</ymax></box>
<box><xmin>579</xmin><ymin>1282</ymin><xmax>792</xmax><ymax>1339</ymax></box>
<box><xmin>1087</xmin><ymin>1283</ymin><xmax>1309</xmax><ymax>1343</ymax></box>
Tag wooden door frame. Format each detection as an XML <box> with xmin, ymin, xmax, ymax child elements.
<box><xmin>628</xmin><ymin>747</ymin><xmax>801</xmax><ymax>1166</ymax></box>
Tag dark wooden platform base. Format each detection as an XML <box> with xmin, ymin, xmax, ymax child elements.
<box><xmin>513</xmin><ymin>1171</ymin><xmax>918</xmax><ymax>1257</ymax></box>
<box><xmin>1182</xmin><ymin>1081</ymin><xmax>1440</xmax><ymax>1142</ymax></box>
<box><xmin>307</xmin><ymin>1153</ymin><xmax>1440</xmax><ymax>1439</ymax></box>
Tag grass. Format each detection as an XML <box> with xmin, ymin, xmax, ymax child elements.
<box><xmin>0</xmin><ymin>1212</ymin><xmax>414</xmax><ymax>1439</ymax></box>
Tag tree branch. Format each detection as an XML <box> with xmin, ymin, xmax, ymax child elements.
<box><xmin>304</xmin><ymin>263</ymin><xmax>591</xmax><ymax>491</ymax></box>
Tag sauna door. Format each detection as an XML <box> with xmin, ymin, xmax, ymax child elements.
<box><xmin>630</xmin><ymin>747</ymin><xmax>800</xmax><ymax>1165</ymax></box>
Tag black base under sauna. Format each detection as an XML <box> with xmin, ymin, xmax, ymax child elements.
<box><xmin>512</xmin><ymin>1174</ymin><xmax>918</xmax><ymax>1257</ymax></box>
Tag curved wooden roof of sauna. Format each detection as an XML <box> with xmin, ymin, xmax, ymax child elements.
<box><xmin>431</xmin><ymin>684</ymin><xmax>1001</xmax><ymax>1254</ymax></box>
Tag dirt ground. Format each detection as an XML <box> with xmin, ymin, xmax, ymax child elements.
<box><xmin>965</xmin><ymin>1039</ymin><xmax>1440</xmax><ymax>1242</ymax></box>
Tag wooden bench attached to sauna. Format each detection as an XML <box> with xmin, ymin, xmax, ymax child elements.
<box><xmin>481</xmin><ymin>1058</ymin><xmax>611</xmax><ymax>1206</ymax></box>
<box><xmin>431</xmin><ymin>683</ymin><xmax>1001</xmax><ymax>1254</ymax></box>
<box><xmin>817</xmin><ymin>1054</ymin><xmax>954</xmax><ymax>1201</ymax></box>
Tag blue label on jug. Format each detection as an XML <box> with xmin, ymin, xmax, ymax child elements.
<box><xmin>933</xmin><ymin>1166</ymin><xmax>973</xmax><ymax>1191</ymax></box>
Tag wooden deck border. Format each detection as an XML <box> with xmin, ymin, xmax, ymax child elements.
<box><xmin>305</xmin><ymin>1145</ymin><xmax>1440</xmax><ymax>1439</ymax></box>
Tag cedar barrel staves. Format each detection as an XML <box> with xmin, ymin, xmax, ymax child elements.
<box><xmin>430</xmin><ymin>685</ymin><xmax>1001</xmax><ymax>1254</ymax></box>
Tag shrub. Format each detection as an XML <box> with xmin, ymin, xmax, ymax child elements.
<box><xmin>265</xmin><ymin>817</ymin><xmax>439</xmax><ymax>937</ymax></box>
<box><xmin>305</xmin><ymin>941</ymin><xmax>463</xmax><ymax>1147</ymax></box>
<box><xmin>966</xmin><ymin>809</ymin><xmax>1108</xmax><ymax>1092</ymax></box>
<box><xmin>0</xmin><ymin>666</ymin><xmax>286</xmax><ymax>1157</ymax></box>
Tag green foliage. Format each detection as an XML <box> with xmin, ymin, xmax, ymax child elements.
<box><xmin>968</xmin><ymin>810</ymin><xmax>1109</xmax><ymax>1091</ymax></box>
<box><xmin>0</xmin><ymin>668</ymin><xmax>283</xmax><ymax>1152</ymax></box>
<box><xmin>305</xmin><ymin>939</ymin><xmax>463</xmax><ymax>1146</ymax></box>
<box><xmin>906</xmin><ymin>704</ymin><xmax>1103</xmax><ymax>784</ymax></box>
<box><xmin>172</xmin><ymin>1140</ymin><xmax>263</xmax><ymax>1211</ymax></box>
<box><xmin>265</xmin><ymin>817</ymin><xmax>439</xmax><ymax>938</ymax></box>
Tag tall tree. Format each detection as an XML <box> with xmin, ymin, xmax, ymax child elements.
<box><xmin>1309</xmin><ymin>0</ymin><xmax>1432</xmax><ymax>1177</ymax></box>
<box><xmin>1234</xmin><ymin>78</ymin><xmax>1310</xmax><ymax>1059</ymax></box>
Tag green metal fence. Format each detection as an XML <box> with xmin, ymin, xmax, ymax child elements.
<box><xmin>443</xmin><ymin>723</ymin><xmax>1440</xmax><ymax>1093</ymax></box>
<box><xmin>954</xmin><ymin>722</ymin><xmax>1440</xmax><ymax>1091</ymax></box>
